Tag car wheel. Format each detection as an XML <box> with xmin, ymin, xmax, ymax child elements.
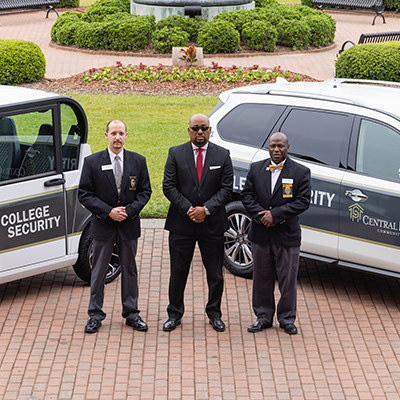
<box><xmin>73</xmin><ymin>226</ymin><xmax>122</xmax><ymax>284</ymax></box>
<box><xmin>223</xmin><ymin>201</ymin><xmax>253</xmax><ymax>278</ymax></box>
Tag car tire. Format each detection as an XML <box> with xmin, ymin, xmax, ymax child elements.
<box><xmin>223</xmin><ymin>201</ymin><xmax>253</xmax><ymax>278</ymax></box>
<box><xmin>73</xmin><ymin>226</ymin><xmax>122</xmax><ymax>284</ymax></box>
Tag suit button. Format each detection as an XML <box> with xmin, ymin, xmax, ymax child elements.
<box><xmin>269</xmin><ymin>206</ymin><xmax>272</xmax><ymax>210</ymax></box>
<box><xmin>117</xmin><ymin>200</ymin><xmax>120</xmax><ymax>204</ymax></box>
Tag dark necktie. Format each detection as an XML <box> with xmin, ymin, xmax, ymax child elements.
<box><xmin>114</xmin><ymin>155</ymin><xmax>122</xmax><ymax>195</ymax></box>
<box><xmin>196</xmin><ymin>148</ymin><xmax>203</xmax><ymax>184</ymax></box>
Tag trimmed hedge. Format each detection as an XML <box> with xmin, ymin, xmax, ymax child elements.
<box><xmin>301</xmin><ymin>0</ymin><xmax>400</xmax><ymax>10</ymax></box>
<box><xmin>59</xmin><ymin>0</ymin><xmax>79</xmax><ymax>7</ymax></box>
<box><xmin>52</xmin><ymin>0</ymin><xmax>336</xmax><ymax>53</ymax></box>
<box><xmin>0</xmin><ymin>39</ymin><xmax>45</xmax><ymax>85</ymax></box>
<box><xmin>152</xmin><ymin>27</ymin><xmax>189</xmax><ymax>54</ymax></box>
<box><xmin>242</xmin><ymin>21</ymin><xmax>278</xmax><ymax>52</ymax></box>
<box><xmin>198</xmin><ymin>20</ymin><xmax>240</xmax><ymax>53</ymax></box>
<box><xmin>335</xmin><ymin>42</ymin><xmax>400</xmax><ymax>82</ymax></box>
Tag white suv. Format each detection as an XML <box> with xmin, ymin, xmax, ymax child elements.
<box><xmin>209</xmin><ymin>78</ymin><xmax>400</xmax><ymax>279</ymax></box>
<box><xmin>0</xmin><ymin>86</ymin><xmax>120</xmax><ymax>284</ymax></box>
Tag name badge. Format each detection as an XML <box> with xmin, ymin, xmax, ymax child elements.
<box><xmin>101</xmin><ymin>164</ymin><xmax>113</xmax><ymax>171</ymax></box>
<box><xmin>129</xmin><ymin>176</ymin><xmax>137</xmax><ymax>190</ymax></box>
<box><xmin>282</xmin><ymin>178</ymin><xmax>293</xmax><ymax>198</ymax></box>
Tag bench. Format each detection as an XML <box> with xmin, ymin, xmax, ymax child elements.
<box><xmin>339</xmin><ymin>31</ymin><xmax>400</xmax><ymax>53</ymax></box>
<box><xmin>0</xmin><ymin>0</ymin><xmax>59</xmax><ymax>17</ymax></box>
<box><xmin>312</xmin><ymin>0</ymin><xmax>385</xmax><ymax>25</ymax></box>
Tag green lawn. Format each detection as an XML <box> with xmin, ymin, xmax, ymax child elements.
<box><xmin>71</xmin><ymin>94</ymin><xmax>218</xmax><ymax>217</ymax></box>
<box><xmin>79</xmin><ymin>0</ymin><xmax>300</xmax><ymax>6</ymax></box>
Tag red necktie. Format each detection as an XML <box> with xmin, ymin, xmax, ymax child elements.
<box><xmin>196</xmin><ymin>148</ymin><xmax>203</xmax><ymax>184</ymax></box>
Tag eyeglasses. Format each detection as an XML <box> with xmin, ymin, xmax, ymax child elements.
<box><xmin>190</xmin><ymin>126</ymin><xmax>210</xmax><ymax>132</ymax></box>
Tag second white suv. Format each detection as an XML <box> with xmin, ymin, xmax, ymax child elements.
<box><xmin>209</xmin><ymin>78</ymin><xmax>400</xmax><ymax>279</ymax></box>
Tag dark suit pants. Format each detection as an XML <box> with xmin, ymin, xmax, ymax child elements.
<box><xmin>252</xmin><ymin>241</ymin><xmax>300</xmax><ymax>326</ymax></box>
<box><xmin>89</xmin><ymin>234</ymin><xmax>139</xmax><ymax>321</ymax></box>
<box><xmin>167</xmin><ymin>231</ymin><xmax>224</xmax><ymax>320</ymax></box>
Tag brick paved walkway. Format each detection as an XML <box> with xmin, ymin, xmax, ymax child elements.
<box><xmin>1</xmin><ymin>226</ymin><xmax>400</xmax><ymax>399</ymax></box>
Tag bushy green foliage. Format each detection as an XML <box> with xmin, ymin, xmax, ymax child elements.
<box><xmin>0</xmin><ymin>39</ymin><xmax>45</xmax><ymax>85</ymax></box>
<box><xmin>300</xmin><ymin>0</ymin><xmax>313</xmax><ymax>7</ymax></box>
<box><xmin>51</xmin><ymin>11</ymin><xmax>82</xmax><ymax>44</ymax></box>
<box><xmin>254</xmin><ymin>0</ymin><xmax>279</xmax><ymax>7</ymax></box>
<box><xmin>59</xmin><ymin>0</ymin><xmax>79</xmax><ymax>8</ymax></box>
<box><xmin>277</xmin><ymin>19</ymin><xmax>311</xmax><ymax>50</ymax></box>
<box><xmin>152</xmin><ymin>27</ymin><xmax>189</xmax><ymax>54</ymax></box>
<box><xmin>75</xmin><ymin>14</ymin><xmax>155</xmax><ymax>50</ymax></box>
<box><xmin>303</xmin><ymin>13</ymin><xmax>335</xmax><ymax>47</ymax></box>
<box><xmin>385</xmin><ymin>0</ymin><xmax>400</xmax><ymax>10</ymax></box>
<box><xmin>248</xmin><ymin>8</ymin><xmax>284</xmax><ymax>26</ymax></box>
<box><xmin>185</xmin><ymin>17</ymin><xmax>207</xmax><ymax>40</ymax></box>
<box><xmin>81</xmin><ymin>0</ymin><xmax>130</xmax><ymax>22</ymax></box>
<box><xmin>198</xmin><ymin>20</ymin><xmax>240</xmax><ymax>54</ymax></box>
<box><xmin>335</xmin><ymin>42</ymin><xmax>400</xmax><ymax>82</ymax></box>
<box><xmin>213</xmin><ymin>10</ymin><xmax>253</xmax><ymax>33</ymax></box>
<box><xmin>242</xmin><ymin>21</ymin><xmax>278</xmax><ymax>51</ymax></box>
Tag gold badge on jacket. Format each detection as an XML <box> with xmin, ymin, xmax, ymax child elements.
<box><xmin>129</xmin><ymin>176</ymin><xmax>137</xmax><ymax>190</ymax></box>
<box><xmin>282</xmin><ymin>178</ymin><xmax>293</xmax><ymax>198</ymax></box>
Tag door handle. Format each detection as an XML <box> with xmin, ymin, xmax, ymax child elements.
<box><xmin>44</xmin><ymin>178</ymin><xmax>66</xmax><ymax>187</ymax></box>
<box><xmin>345</xmin><ymin>189</ymin><xmax>368</xmax><ymax>202</ymax></box>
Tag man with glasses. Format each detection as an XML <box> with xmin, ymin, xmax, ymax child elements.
<box><xmin>162</xmin><ymin>114</ymin><xmax>233</xmax><ymax>332</ymax></box>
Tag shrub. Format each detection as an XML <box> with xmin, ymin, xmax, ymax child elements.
<box><xmin>385</xmin><ymin>0</ymin><xmax>400</xmax><ymax>10</ymax></box>
<box><xmin>156</xmin><ymin>15</ymin><xmax>187</xmax><ymax>32</ymax></box>
<box><xmin>0</xmin><ymin>39</ymin><xmax>45</xmax><ymax>84</ymax></box>
<box><xmin>277</xmin><ymin>19</ymin><xmax>311</xmax><ymax>50</ymax></box>
<box><xmin>198</xmin><ymin>20</ymin><xmax>240</xmax><ymax>53</ymax></box>
<box><xmin>303</xmin><ymin>13</ymin><xmax>335</xmax><ymax>47</ymax></box>
<box><xmin>213</xmin><ymin>10</ymin><xmax>253</xmax><ymax>33</ymax></box>
<box><xmin>185</xmin><ymin>17</ymin><xmax>207</xmax><ymax>40</ymax></box>
<box><xmin>152</xmin><ymin>27</ymin><xmax>189</xmax><ymax>54</ymax></box>
<box><xmin>81</xmin><ymin>0</ymin><xmax>130</xmax><ymax>22</ymax></box>
<box><xmin>242</xmin><ymin>21</ymin><xmax>278</xmax><ymax>52</ymax></box>
<box><xmin>59</xmin><ymin>0</ymin><xmax>79</xmax><ymax>7</ymax></box>
<box><xmin>248</xmin><ymin>7</ymin><xmax>284</xmax><ymax>26</ymax></box>
<box><xmin>254</xmin><ymin>0</ymin><xmax>279</xmax><ymax>7</ymax></box>
<box><xmin>51</xmin><ymin>11</ymin><xmax>82</xmax><ymax>44</ymax></box>
<box><xmin>75</xmin><ymin>15</ymin><xmax>155</xmax><ymax>50</ymax></box>
<box><xmin>335</xmin><ymin>42</ymin><xmax>400</xmax><ymax>82</ymax></box>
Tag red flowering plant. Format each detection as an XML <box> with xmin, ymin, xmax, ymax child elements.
<box><xmin>179</xmin><ymin>45</ymin><xmax>198</xmax><ymax>68</ymax></box>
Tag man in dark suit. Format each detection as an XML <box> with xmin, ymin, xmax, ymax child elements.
<box><xmin>162</xmin><ymin>113</ymin><xmax>233</xmax><ymax>332</ymax></box>
<box><xmin>78</xmin><ymin>119</ymin><xmax>151</xmax><ymax>334</ymax></box>
<box><xmin>242</xmin><ymin>132</ymin><xmax>311</xmax><ymax>335</ymax></box>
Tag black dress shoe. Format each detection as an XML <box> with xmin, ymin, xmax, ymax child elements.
<box><xmin>126</xmin><ymin>316</ymin><xmax>148</xmax><ymax>331</ymax></box>
<box><xmin>279</xmin><ymin>322</ymin><xmax>298</xmax><ymax>335</ymax></box>
<box><xmin>85</xmin><ymin>318</ymin><xmax>102</xmax><ymax>334</ymax></box>
<box><xmin>247</xmin><ymin>319</ymin><xmax>273</xmax><ymax>333</ymax></box>
<box><xmin>209</xmin><ymin>317</ymin><xmax>226</xmax><ymax>332</ymax></box>
<box><xmin>163</xmin><ymin>318</ymin><xmax>181</xmax><ymax>332</ymax></box>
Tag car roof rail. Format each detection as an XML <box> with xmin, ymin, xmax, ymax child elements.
<box><xmin>324</xmin><ymin>78</ymin><xmax>400</xmax><ymax>89</ymax></box>
<box><xmin>267</xmin><ymin>91</ymin><xmax>356</xmax><ymax>105</ymax></box>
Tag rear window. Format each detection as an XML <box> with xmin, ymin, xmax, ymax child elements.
<box><xmin>216</xmin><ymin>103</ymin><xmax>285</xmax><ymax>148</ymax></box>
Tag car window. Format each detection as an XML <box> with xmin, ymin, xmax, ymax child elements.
<box><xmin>279</xmin><ymin>108</ymin><xmax>351</xmax><ymax>167</ymax></box>
<box><xmin>356</xmin><ymin>119</ymin><xmax>400</xmax><ymax>181</ymax></box>
<box><xmin>61</xmin><ymin>103</ymin><xmax>82</xmax><ymax>172</ymax></box>
<box><xmin>217</xmin><ymin>103</ymin><xmax>285</xmax><ymax>148</ymax></box>
<box><xmin>0</xmin><ymin>109</ymin><xmax>55</xmax><ymax>183</ymax></box>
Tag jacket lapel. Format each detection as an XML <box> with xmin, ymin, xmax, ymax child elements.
<box><xmin>186</xmin><ymin>142</ymin><xmax>198</xmax><ymax>187</ymax></box>
<box><xmin>271</xmin><ymin>157</ymin><xmax>292</xmax><ymax>198</ymax></box>
<box><xmin>101</xmin><ymin>150</ymin><xmax>118</xmax><ymax>195</ymax></box>
<box><xmin>199</xmin><ymin>143</ymin><xmax>214</xmax><ymax>188</ymax></box>
<box><xmin>263</xmin><ymin>158</ymin><xmax>272</xmax><ymax>197</ymax></box>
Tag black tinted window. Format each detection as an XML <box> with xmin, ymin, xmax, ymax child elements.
<box><xmin>217</xmin><ymin>103</ymin><xmax>285</xmax><ymax>148</ymax></box>
<box><xmin>279</xmin><ymin>109</ymin><xmax>351</xmax><ymax>167</ymax></box>
<box><xmin>356</xmin><ymin>119</ymin><xmax>400</xmax><ymax>181</ymax></box>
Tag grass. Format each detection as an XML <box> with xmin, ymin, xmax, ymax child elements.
<box><xmin>79</xmin><ymin>0</ymin><xmax>300</xmax><ymax>6</ymax></box>
<box><xmin>70</xmin><ymin>94</ymin><xmax>218</xmax><ymax>217</ymax></box>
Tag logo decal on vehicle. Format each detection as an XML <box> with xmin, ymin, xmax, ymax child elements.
<box><xmin>349</xmin><ymin>203</ymin><xmax>364</xmax><ymax>222</ymax></box>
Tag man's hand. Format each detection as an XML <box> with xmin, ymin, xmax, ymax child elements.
<box><xmin>188</xmin><ymin>206</ymin><xmax>206</xmax><ymax>223</ymax></box>
<box><xmin>259</xmin><ymin>210</ymin><xmax>275</xmax><ymax>228</ymax></box>
<box><xmin>109</xmin><ymin>206</ymin><xmax>128</xmax><ymax>222</ymax></box>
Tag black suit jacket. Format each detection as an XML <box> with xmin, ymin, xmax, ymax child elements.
<box><xmin>78</xmin><ymin>148</ymin><xmax>151</xmax><ymax>241</ymax></box>
<box><xmin>241</xmin><ymin>157</ymin><xmax>311</xmax><ymax>247</ymax></box>
<box><xmin>163</xmin><ymin>141</ymin><xmax>233</xmax><ymax>236</ymax></box>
